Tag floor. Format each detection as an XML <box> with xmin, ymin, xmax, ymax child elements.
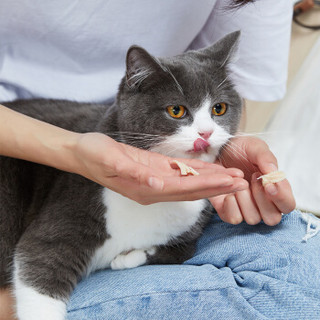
<box><xmin>243</xmin><ymin>6</ymin><xmax>320</xmax><ymax>215</ymax></box>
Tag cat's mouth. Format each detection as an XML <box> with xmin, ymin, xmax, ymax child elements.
<box><xmin>187</xmin><ymin>138</ymin><xmax>210</xmax><ymax>154</ymax></box>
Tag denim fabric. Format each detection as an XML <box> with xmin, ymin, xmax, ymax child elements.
<box><xmin>67</xmin><ymin>210</ymin><xmax>320</xmax><ymax>320</ymax></box>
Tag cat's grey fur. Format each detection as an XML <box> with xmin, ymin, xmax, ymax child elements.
<box><xmin>0</xmin><ymin>31</ymin><xmax>242</xmax><ymax>305</ymax></box>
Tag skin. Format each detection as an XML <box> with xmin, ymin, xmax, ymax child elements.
<box><xmin>212</xmin><ymin>136</ymin><xmax>296</xmax><ymax>226</ymax></box>
<box><xmin>0</xmin><ymin>289</ymin><xmax>16</xmax><ymax>320</ymax></box>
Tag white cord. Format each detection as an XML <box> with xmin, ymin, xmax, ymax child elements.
<box><xmin>301</xmin><ymin>213</ymin><xmax>320</xmax><ymax>242</ymax></box>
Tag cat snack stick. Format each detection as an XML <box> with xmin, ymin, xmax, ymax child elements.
<box><xmin>171</xmin><ymin>160</ymin><xmax>200</xmax><ymax>176</ymax></box>
<box><xmin>257</xmin><ymin>171</ymin><xmax>286</xmax><ymax>186</ymax></box>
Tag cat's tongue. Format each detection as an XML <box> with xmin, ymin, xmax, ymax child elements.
<box><xmin>193</xmin><ymin>138</ymin><xmax>210</xmax><ymax>153</ymax></box>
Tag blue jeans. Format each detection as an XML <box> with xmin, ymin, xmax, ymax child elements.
<box><xmin>67</xmin><ymin>210</ymin><xmax>320</xmax><ymax>320</ymax></box>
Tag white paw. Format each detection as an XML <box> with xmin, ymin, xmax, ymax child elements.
<box><xmin>111</xmin><ymin>247</ymin><xmax>156</xmax><ymax>270</ymax></box>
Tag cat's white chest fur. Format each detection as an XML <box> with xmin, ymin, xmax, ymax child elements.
<box><xmin>89</xmin><ymin>188</ymin><xmax>206</xmax><ymax>272</ymax></box>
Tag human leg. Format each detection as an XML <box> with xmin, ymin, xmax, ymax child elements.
<box><xmin>67</xmin><ymin>210</ymin><xmax>320</xmax><ymax>320</ymax></box>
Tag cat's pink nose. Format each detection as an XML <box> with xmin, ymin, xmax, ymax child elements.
<box><xmin>198</xmin><ymin>131</ymin><xmax>213</xmax><ymax>140</ymax></box>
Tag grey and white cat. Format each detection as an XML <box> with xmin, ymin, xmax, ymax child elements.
<box><xmin>0</xmin><ymin>31</ymin><xmax>242</xmax><ymax>320</ymax></box>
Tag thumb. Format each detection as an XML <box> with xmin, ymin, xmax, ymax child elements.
<box><xmin>245</xmin><ymin>140</ymin><xmax>278</xmax><ymax>175</ymax></box>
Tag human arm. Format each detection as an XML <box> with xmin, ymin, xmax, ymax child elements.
<box><xmin>0</xmin><ymin>289</ymin><xmax>16</xmax><ymax>320</ymax></box>
<box><xmin>210</xmin><ymin>136</ymin><xmax>296</xmax><ymax>226</ymax></box>
<box><xmin>0</xmin><ymin>104</ymin><xmax>248</xmax><ymax>204</ymax></box>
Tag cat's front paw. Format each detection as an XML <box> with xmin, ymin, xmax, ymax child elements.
<box><xmin>111</xmin><ymin>248</ymin><xmax>156</xmax><ymax>270</ymax></box>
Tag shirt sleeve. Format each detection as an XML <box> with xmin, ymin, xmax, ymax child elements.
<box><xmin>187</xmin><ymin>0</ymin><xmax>293</xmax><ymax>102</ymax></box>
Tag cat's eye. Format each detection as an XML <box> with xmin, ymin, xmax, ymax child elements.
<box><xmin>167</xmin><ymin>105</ymin><xmax>186</xmax><ymax>119</ymax></box>
<box><xmin>212</xmin><ymin>103</ymin><xmax>227</xmax><ymax>116</ymax></box>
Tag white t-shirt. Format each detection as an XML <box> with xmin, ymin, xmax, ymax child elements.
<box><xmin>0</xmin><ymin>0</ymin><xmax>292</xmax><ymax>103</ymax></box>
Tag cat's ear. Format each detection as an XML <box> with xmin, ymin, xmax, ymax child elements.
<box><xmin>198</xmin><ymin>30</ymin><xmax>240</xmax><ymax>67</ymax></box>
<box><xmin>125</xmin><ymin>46</ymin><xmax>165</xmax><ymax>89</ymax></box>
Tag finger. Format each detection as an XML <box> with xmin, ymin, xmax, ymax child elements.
<box><xmin>187</xmin><ymin>167</ymin><xmax>244</xmax><ymax>178</ymax></box>
<box><xmin>161</xmin><ymin>175</ymin><xmax>248</xmax><ymax>198</ymax></box>
<box><xmin>168</xmin><ymin>177</ymin><xmax>248</xmax><ymax>202</ymax></box>
<box><xmin>251</xmin><ymin>173</ymin><xmax>282</xmax><ymax>226</ymax></box>
<box><xmin>115</xmin><ymin>155</ymin><xmax>242</xmax><ymax>189</ymax></box>
<box><xmin>170</xmin><ymin>159</ymin><xmax>244</xmax><ymax>178</ymax></box>
<box><xmin>245</xmin><ymin>139</ymin><xmax>278</xmax><ymax>175</ymax></box>
<box><xmin>209</xmin><ymin>194</ymin><xmax>226</xmax><ymax>214</ymax></box>
<box><xmin>264</xmin><ymin>179</ymin><xmax>296</xmax><ymax>214</ymax></box>
<box><xmin>235</xmin><ymin>189</ymin><xmax>261</xmax><ymax>225</ymax></box>
<box><xmin>110</xmin><ymin>175</ymin><xmax>248</xmax><ymax>204</ymax></box>
<box><xmin>218</xmin><ymin>194</ymin><xmax>243</xmax><ymax>225</ymax></box>
<box><xmin>212</xmin><ymin>166</ymin><xmax>244</xmax><ymax>178</ymax></box>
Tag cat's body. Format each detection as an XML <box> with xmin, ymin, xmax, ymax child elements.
<box><xmin>0</xmin><ymin>31</ymin><xmax>242</xmax><ymax>320</ymax></box>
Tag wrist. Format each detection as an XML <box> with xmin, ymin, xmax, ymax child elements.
<box><xmin>45</xmin><ymin>129</ymin><xmax>82</xmax><ymax>174</ymax></box>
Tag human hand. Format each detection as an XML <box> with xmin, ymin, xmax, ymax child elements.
<box><xmin>72</xmin><ymin>133</ymin><xmax>248</xmax><ymax>205</ymax></box>
<box><xmin>210</xmin><ymin>136</ymin><xmax>296</xmax><ymax>226</ymax></box>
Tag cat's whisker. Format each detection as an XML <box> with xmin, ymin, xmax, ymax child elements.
<box><xmin>106</xmin><ymin>131</ymin><xmax>162</xmax><ymax>138</ymax></box>
<box><xmin>106</xmin><ymin>132</ymin><xmax>165</xmax><ymax>145</ymax></box>
<box><xmin>154</xmin><ymin>57</ymin><xmax>184</xmax><ymax>96</ymax></box>
<box><xmin>234</xmin><ymin>131</ymin><xmax>286</xmax><ymax>139</ymax></box>
<box><xmin>164</xmin><ymin>65</ymin><xmax>184</xmax><ymax>96</ymax></box>
<box><xmin>220</xmin><ymin>141</ymin><xmax>256</xmax><ymax>176</ymax></box>
<box><xmin>216</xmin><ymin>76</ymin><xmax>229</xmax><ymax>90</ymax></box>
<box><xmin>126</xmin><ymin>68</ymin><xmax>153</xmax><ymax>89</ymax></box>
<box><xmin>119</xmin><ymin>137</ymin><xmax>161</xmax><ymax>142</ymax></box>
<box><xmin>215</xmin><ymin>75</ymin><xmax>235</xmax><ymax>92</ymax></box>
<box><xmin>224</xmin><ymin>140</ymin><xmax>250</xmax><ymax>162</ymax></box>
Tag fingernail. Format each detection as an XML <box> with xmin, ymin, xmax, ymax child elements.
<box><xmin>265</xmin><ymin>183</ymin><xmax>278</xmax><ymax>195</ymax></box>
<box><xmin>148</xmin><ymin>177</ymin><xmax>164</xmax><ymax>191</ymax></box>
<box><xmin>252</xmin><ymin>172</ymin><xmax>261</xmax><ymax>181</ymax></box>
<box><xmin>267</xmin><ymin>163</ymin><xmax>278</xmax><ymax>172</ymax></box>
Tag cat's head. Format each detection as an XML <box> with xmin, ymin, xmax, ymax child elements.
<box><xmin>116</xmin><ymin>31</ymin><xmax>242</xmax><ymax>162</ymax></box>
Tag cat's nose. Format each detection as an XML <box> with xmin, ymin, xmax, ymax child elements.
<box><xmin>198</xmin><ymin>131</ymin><xmax>213</xmax><ymax>140</ymax></box>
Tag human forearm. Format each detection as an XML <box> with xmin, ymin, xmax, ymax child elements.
<box><xmin>0</xmin><ymin>104</ymin><xmax>79</xmax><ymax>173</ymax></box>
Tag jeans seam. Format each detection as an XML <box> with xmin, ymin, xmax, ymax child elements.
<box><xmin>67</xmin><ymin>286</ymin><xmax>239</xmax><ymax>312</ymax></box>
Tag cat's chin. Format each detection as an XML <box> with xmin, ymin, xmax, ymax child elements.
<box><xmin>189</xmin><ymin>152</ymin><xmax>217</xmax><ymax>163</ymax></box>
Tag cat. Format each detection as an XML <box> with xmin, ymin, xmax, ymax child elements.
<box><xmin>0</xmin><ymin>31</ymin><xmax>242</xmax><ymax>320</ymax></box>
